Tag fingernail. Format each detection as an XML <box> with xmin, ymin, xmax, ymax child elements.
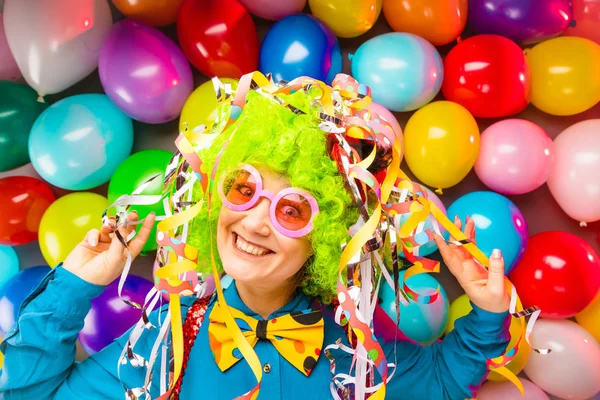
<box><xmin>130</xmin><ymin>210</ymin><xmax>138</xmax><ymax>216</ymax></box>
<box><xmin>454</xmin><ymin>216</ymin><xmax>459</xmax><ymax>222</ymax></box>
<box><xmin>466</xmin><ymin>215</ymin><xmax>471</xmax><ymax>222</ymax></box>
<box><xmin>491</xmin><ymin>248</ymin><xmax>502</xmax><ymax>258</ymax></box>
<box><xmin>89</xmin><ymin>238</ymin><xmax>98</xmax><ymax>246</ymax></box>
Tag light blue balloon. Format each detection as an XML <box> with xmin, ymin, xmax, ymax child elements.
<box><xmin>29</xmin><ymin>94</ymin><xmax>133</xmax><ymax>190</ymax></box>
<box><xmin>351</xmin><ymin>33</ymin><xmax>443</xmax><ymax>112</ymax></box>
<box><xmin>445</xmin><ymin>191</ymin><xmax>529</xmax><ymax>274</ymax></box>
<box><xmin>379</xmin><ymin>271</ymin><xmax>449</xmax><ymax>344</ymax></box>
<box><xmin>0</xmin><ymin>245</ymin><xmax>19</xmax><ymax>289</ymax></box>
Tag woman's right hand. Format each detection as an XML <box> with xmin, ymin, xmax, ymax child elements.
<box><xmin>62</xmin><ymin>211</ymin><xmax>156</xmax><ymax>286</ymax></box>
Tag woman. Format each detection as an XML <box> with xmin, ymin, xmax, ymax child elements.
<box><xmin>0</xmin><ymin>73</ymin><xmax>511</xmax><ymax>400</ymax></box>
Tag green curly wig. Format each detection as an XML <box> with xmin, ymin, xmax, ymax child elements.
<box><xmin>186</xmin><ymin>88</ymin><xmax>359</xmax><ymax>304</ymax></box>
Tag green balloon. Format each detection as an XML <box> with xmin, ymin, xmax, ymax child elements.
<box><xmin>108</xmin><ymin>149</ymin><xmax>174</xmax><ymax>255</ymax></box>
<box><xmin>0</xmin><ymin>81</ymin><xmax>48</xmax><ymax>172</ymax></box>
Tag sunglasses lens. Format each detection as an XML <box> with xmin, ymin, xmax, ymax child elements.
<box><xmin>222</xmin><ymin>169</ymin><xmax>256</xmax><ymax>206</ymax></box>
<box><xmin>275</xmin><ymin>193</ymin><xmax>313</xmax><ymax>232</ymax></box>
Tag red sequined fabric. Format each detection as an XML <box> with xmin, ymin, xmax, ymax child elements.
<box><xmin>171</xmin><ymin>295</ymin><xmax>211</xmax><ymax>399</ymax></box>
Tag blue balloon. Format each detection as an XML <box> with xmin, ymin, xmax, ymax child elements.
<box><xmin>0</xmin><ymin>245</ymin><xmax>19</xmax><ymax>289</ymax></box>
<box><xmin>260</xmin><ymin>14</ymin><xmax>342</xmax><ymax>84</ymax></box>
<box><xmin>379</xmin><ymin>271</ymin><xmax>449</xmax><ymax>344</ymax></box>
<box><xmin>445</xmin><ymin>191</ymin><xmax>528</xmax><ymax>274</ymax></box>
<box><xmin>351</xmin><ymin>33</ymin><xmax>443</xmax><ymax>112</ymax></box>
<box><xmin>0</xmin><ymin>266</ymin><xmax>51</xmax><ymax>335</ymax></box>
<box><xmin>29</xmin><ymin>94</ymin><xmax>133</xmax><ymax>190</ymax></box>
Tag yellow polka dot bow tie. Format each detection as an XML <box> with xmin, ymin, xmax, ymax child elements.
<box><xmin>208</xmin><ymin>302</ymin><xmax>325</xmax><ymax>376</ymax></box>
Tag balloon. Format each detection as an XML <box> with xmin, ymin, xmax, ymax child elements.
<box><xmin>446</xmin><ymin>191</ymin><xmax>528</xmax><ymax>274</ymax></box>
<box><xmin>177</xmin><ymin>0</ymin><xmax>258</xmax><ymax>78</ymax></box>
<box><xmin>99</xmin><ymin>20</ymin><xmax>193</xmax><ymax>124</ymax></box>
<box><xmin>239</xmin><ymin>0</ymin><xmax>306</xmax><ymax>20</ymax></box>
<box><xmin>0</xmin><ymin>82</ymin><xmax>47</xmax><ymax>172</ymax></box>
<box><xmin>547</xmin><ymin>120</ymin><xmax>600</xmax><ymax>224</ymax></box>
<box><xmin>525</xmin><ymin>36</ymin><xmax>600</xmax><ymax>116</ymax></box>
<box><xmin>351</xmin><ymin>33</ymin><xmax>443</xmax><ymax>112</ymax></box>
<box><xmin>3</xmin><ymin>0</ymin><xmax>112</xmax><ymax>96</ymax></box>
<box><xmin>78</xmin><ymin>275</ymin><xmax>154</xmax><ymax>354</ymax></box>
<box><xmin>29</xmin><ymin>94</ymin><xmax>134</xmax><ymax>190</ymax></box>
<box><xmin>467</xmin><ymin>0</ymin><xmax>573</xmax><ymax>45</ymax></box>
<box><xmin>564</xmin><ymin>0</ymin><xmax>600</xmax><ymax>45</ymax></box>
<box><xmin>475</xmin><ymin>119</ymin><xmax>554</xmax><ymax>195</ymax></box>
<box><xmin>403</xmin><ymin>101</ymin><xmax>479</xmax><ymax>190</ymax></box>
<box><xmin>108</xmin><ymin>149</ymin><xmax>173</xmax><ymax>254</ymax></box>
<box><xmin>383</xmin><ymin>0</ymin><xmax>467</xmax><ymax>46</ymax></box>
<box><xmin>0</xmin><ymin>245</ymin><xmax>19</xmax><ymax>289</ymax></box>
<box><xmin>259</xmin><ymin>14</ymin><xmax>342</xmax><ymax>84</ymax></box>
<box><xmin>0</xmin><ymin>177</ymin><xmax>55</xmax><ymax>246</ymax></box>
<box><xmin>113</xmin><ymin>0</ymin><xmax>185</xmax><ymax>26</ymax></box>
<box><xmin>444</xmin><ymin>294</ymin><xmax>530</xmax><ymax>381</ymax></box>
<box><xmin>576</xmin><ymin>293</ymin><xmax>600</xmax><ymax>343</ymax></box>
<box><xmin>180</xmin><ymin>78</ymin><xmax>239</xmax><ymax>134</ymax></box>
<box><xmin>398</xmin><ymin>187</ymin><xmax>447</xmax><ymax>257</ymax></box>
<box><xmin>379</xmin><ymin>271</ymin><xmax>449</xmax><ymax>344</ymax></box>
<box><xmin>477</xmin><ymin>378</ymin><xmax>550</xmax><ymax>400</ymax></box>
<box><xmin>510</xmin><ymin>231</ymin><xmax>600</xmax><ymax>319</ymax></box>
<box><xmin>38</xmin><ymin>192</ymin><xmax>108</xmax><ymax>267</ymax></box>
<box><xmin>0</xmin><ymin>13</ymin><xmax>20</xmax><ymax>81</ymax></box>
<box><xmin>0</xmin><ymin>266</ymin><xmax>51</xmax><ymax>335</ymax></box>
<box><xmin>308</xmin><ymin>0</ymin><xmax>382</xmax><ymax>38</ymax></box>
<box><xmin>524</xmin><ymin>319</ymin><xmax>600</xmax><ymax>400</ymax></box>
<box><xmin>442</xmin><ymin>35</ymin><xmax>531</xmax><ymax>118</ymax></box>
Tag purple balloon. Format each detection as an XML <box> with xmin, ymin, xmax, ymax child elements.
<box><xmin>99</xmin><ymin>19</ymin><xmax>193</xmax><ymax>124</ymax></box>
<box><xmin>78</xmin><ymin>275</ymin><xmax>154</xmax><ymax>354</ymax></box>
<box><xmin>468</xmin><ymin>0</ymin><xmax>573</xmax><ymax>45</ymax></box>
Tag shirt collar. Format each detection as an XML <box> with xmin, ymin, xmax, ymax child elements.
<box><xmin>223</xmin><ymin>279</ymin><xmax>312</xmax><ymax>320</ymax></box>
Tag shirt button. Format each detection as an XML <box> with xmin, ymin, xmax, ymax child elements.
<box><xmin>263</xmin><ymin>363</ymin><xmax>271</xmax><ymax>373</ymax></box>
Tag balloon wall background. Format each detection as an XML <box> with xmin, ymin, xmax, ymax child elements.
<box><xmin>1</xmin><ymin>1</ymin><xmax>600</xmax><ymax>399</ymax></box>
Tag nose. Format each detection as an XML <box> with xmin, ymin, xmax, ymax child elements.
<box><xmin>241</xmin><ymin>197</ymin><xmax>272</xmax><ymax>237</ymax></box>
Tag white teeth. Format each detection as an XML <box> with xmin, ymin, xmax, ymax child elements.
<box><xmin>235</xmin><ymin>235</ymin><xmax>269</xmax><ymax>256</ymax></box>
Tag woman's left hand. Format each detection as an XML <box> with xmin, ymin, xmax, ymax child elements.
<box><xmin>433</xmin><ymin>216</ymin><xmax>510</xmax><ymax>313</ymax></box>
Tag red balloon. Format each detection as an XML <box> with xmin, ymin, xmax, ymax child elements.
<box><xmin>0</xmin><ymin>176</ymin><xmax>55</xmax><ymax>246</ymax></box>
<box><xmin>177</xmin><ymin>0</ymin><xmax>259</xmax><ymax>78</ymax></box>
<box><xmin>509</xmin><ymin>231</ymin><xmax>600</xmax><ymax>319</ymax></box>
<box><xmin>442</xmin><ymin>34</ymin><xmax>531</xmax><ymax>118</ymax></box>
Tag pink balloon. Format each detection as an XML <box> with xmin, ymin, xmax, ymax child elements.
<box><xmin>238</xmin><ymin>0</ymin><xmax>306</xmax><ymax>20</ymax></box>
<box><xmin>99</xmin><ymin>20</ymin><xmax>193</xmax><ymax>124</ymax></box>
<box><xmin>367</xmin><ymin>101</ymin><xmax>404</xmax><ymax>163</ymax></box>
<box><xmin>477</xmin><ymin>378</ymin><xmax>550</xmax><ymax>400</ymax></box>
<box><xmin>475</xmin><ymin>119</ymin><xmax>554</xmax><ymax>195</ymax></box>
<box><xmin>524</xmin><ymin>319</ymin><xmax>600</xmax><ymax>400</ymax></box>
<box><xmin>0</xmin><ymin>14</ymin><xmax>21</xmax><ymax>81</ymax></box>
<box><xmin>547</xmin><ymin>119</ymin><xmax>600</xmax><ymax>224</ymax></box>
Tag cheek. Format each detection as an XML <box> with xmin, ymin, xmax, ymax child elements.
<box><xmin>279</xmin><ymin>237</ymin><xmax>313</xmax><ymax>273</ymax></box>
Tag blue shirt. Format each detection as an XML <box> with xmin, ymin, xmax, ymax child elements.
<box><xmin>0</xmin><ymin>267</ymin><xmax>510</xmax><ymax>399</ymax></box>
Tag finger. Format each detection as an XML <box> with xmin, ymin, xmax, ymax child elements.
<box><xmin>465</xmin><ymin>216</ymin><xmax>475</xmax><ymax>241</ymax></box>
<box><xmin>127</xmin><ymin>213</ymin><xmax>156</xmax><ymax>259</ymax></box>
<box><xmin>125</xmin><ymin>211</ymin><xmax>139</xmax><ymax>237</ymax></box>
<box><xmin>487</xmin><ymin>248</ymin><xmax>506</xmax><ymax>293</ymax></box>
<box><xmin>84</xmin><ymin>229</ymin><xmax>100</xmax><ymax>247</ymax></box>
<box><xmin>99</xmin><ymin>217</ymin><xmax>116</xmax><ymax>243</ymax></box>
<box><xmin>434</xmin><ymin>234</ymin><xmax>464</xmax><ymax>275</ymax></box>
<box><xmin>453</xmin><ymin>216</ymin><xmax>462</xmax><ymax>231</ymax></box>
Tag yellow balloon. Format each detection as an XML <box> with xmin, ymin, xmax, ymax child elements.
<box><xmin>38</xmin><ymin>192</ymin><xmax>108</xmax><ymax>267</ymax></box>
<box><xmin>179</xmin><ymin>78</ymin><xmax>239</xmax><ymax>134</ymax></box>
<box><xmin>576</xmin><ymin>293</ymin><xmax>600</xmax><ymax>343</ymax></box>
<box><xmin>404</xmin><ymin>101</ymin><xmax>479</xmax><ymax>191</ymax></box>
<box><xmin>445</xmin><ymin>294</ymin><xmax>530</xmax><ymax>382</ymax></box>
<box><xmin>308</xmin><ymin>0</ymin><xmax>382</xmax><ymax>38</ymax></box>
<box><xmin>525</xmin><ymin>36</ymin><xmax>600</xmax><ymax>116</ymax></box>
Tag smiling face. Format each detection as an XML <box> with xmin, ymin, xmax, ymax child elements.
<box><xmin>216</xmin><ymin>166</ymin><xmax>313</xmax><ymax>291</ymax></box>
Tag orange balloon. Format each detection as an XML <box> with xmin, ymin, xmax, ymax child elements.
<box><xmin>564</xmin><ymin>0</ymin><xmax>600</xmax><ymax>45</ymax></box>
<box><xmin>113</xmin><ymin>0</ymin><xmax>185</xmax><ymax>27</ymax></box>
<box><xmin>382</xmin><ymin>0</ymin><xmax>467</xmax><ymax>46</ymax></box>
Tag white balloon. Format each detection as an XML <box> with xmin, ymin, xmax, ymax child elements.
<box><xmin>3</xmin><ymin>0</ymin><xmax>112</xmax><ymax>95</ymax></box>
<box><xmin>0</xmin><ymin>13</ymin><xmax>20</xmax><ymax>81</ymax></box>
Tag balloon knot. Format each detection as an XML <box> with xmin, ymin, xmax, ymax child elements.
<box><xmin>569</xmin><ymin>19</ymin><xmax>577</xmax><ymax>28</ymax></box>
<box><xmin>37</xmin><ymin>95</ymin><xmax>45</xmax><ymax>103</ymax></box>
<box><xmin>435</xmin><ymin>188</ymin><xmax>443</xmax><ymax>195</ymax></box>
<box><xmin>580</xmin><ymin>221</ymin><xmax>588</xmax><ymax>227</ymax></box>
